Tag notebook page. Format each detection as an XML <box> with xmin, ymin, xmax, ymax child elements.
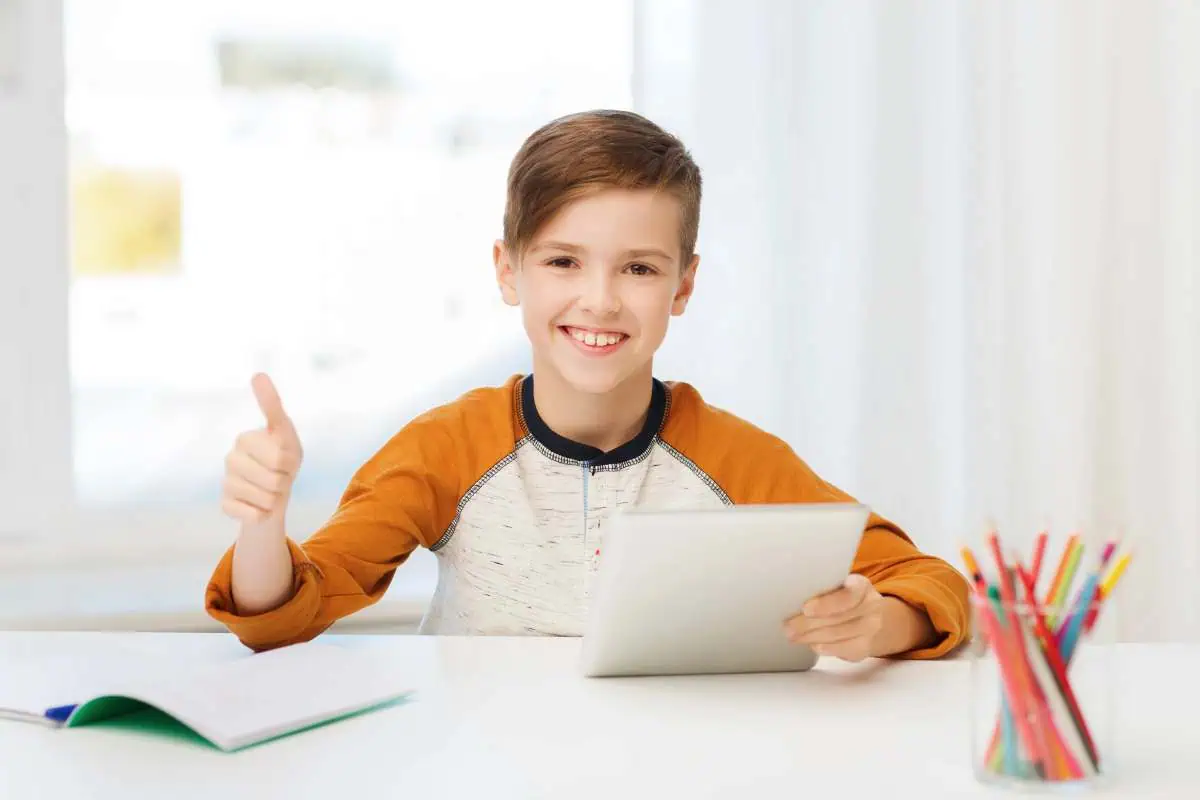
<box><xmin>0</xmin><ymin>644</ymin><xmax>169</xmax><ymax>717</ymax></box>
<box><xmin>122</xmin><ymin>641</ymin><xmax>409</xmax><ymax>750</ymax></box>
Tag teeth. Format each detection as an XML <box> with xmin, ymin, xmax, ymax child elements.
<box><xmin>568</xmin><ymin>328</ymin><xmax>623</xmax><ymax>347</ymax></box>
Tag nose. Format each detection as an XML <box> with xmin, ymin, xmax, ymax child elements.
<box><xmin>578</xmin><ymin>268</ymin><xmax>621</xmax><ymax>316</ymax></box>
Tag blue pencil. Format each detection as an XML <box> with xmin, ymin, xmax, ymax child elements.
<box><xmin>1000</xmin><ymin>694</ymin><xmax>1019</xmax><ymax>774</ymax></box>
<box><xmin>1057</xmin><ymin>552</ymin><xmax>1107</xmax><ymax>662</ymax></box>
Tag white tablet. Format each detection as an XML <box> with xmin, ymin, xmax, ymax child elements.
<box><xmin>580</xmin><ymin>502</ymin><xmax>871</xmax><ymax>677</ymax></box>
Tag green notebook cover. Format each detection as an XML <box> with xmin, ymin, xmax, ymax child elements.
<box><xmin>61</xmin><ymin>691</ymin><xmax>411</xmax><ymax>751</ymax></box>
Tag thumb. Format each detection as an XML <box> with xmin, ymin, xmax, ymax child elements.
<box><xmin>251</xmin><ymin>373</ymin><xmax>290</xmax><ymax>433</ymax></box>
<box><xmin>843</xmin><ymin>573</ymin><xmax>872</xmax><ymax>601</ymax></box>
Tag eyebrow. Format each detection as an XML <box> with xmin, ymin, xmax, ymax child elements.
<box><xmin>533</xmin><ymin>241</ymin><xmax>675</xmax><ymax>262</ymax></box>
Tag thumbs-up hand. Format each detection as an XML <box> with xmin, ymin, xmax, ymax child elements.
<box><xmin>220</xmin><ymin>373</ymin><xmax>304</xmax><ymax>525</ymax></box>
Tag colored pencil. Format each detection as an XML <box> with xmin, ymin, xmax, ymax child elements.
<box><xmin>1029</xmin><ymin>531</ymin><xmax>1049</xmax><ymax>588</ymax></box>
<box><xmin>1043</xmin><ymin>533</ymin><xmax>1080</xmax><ymax>608</ymax></box>
<box><xmin>1055</xmin><ymin>547</ymin><xmax>1113</xmax><ymax>660</ymax></box>
<box><xmin>963</xmin><ymin>546</ymin><xmax>1045</xmax><ymax>777</ymax></box>
<box><xmin>988</xmin><ymin>584</ymin><xmax>1022</xmax><ymax>777</ymax></box>
<box><xmin>985</xmin><ymin>534</ymin><xmax>1054</xmax><ymax>774</ymax></box>
<box><xmin>1015</xmin><ymin>564</ymin><xmax>1101</xmax><ymax>772</ymax></box>
<box><xmin>965</xmin><ymin>532</ymin><xmax>1130</xmax><ymax>782</ymax></box>
<box><xmin>978</xmin><ymin>584</ymin><xmax>1048</xmax><ymax>777</ymax></box>
<box><xmin>1100</xmin><ymin>552</ymin><xmax>1131</xmax><ymax>597</ymax></box>
<box><xmin>1099</xmin><ymin>540</ymin><xmax>1117</xmax><ymax>569</ymax></box>
<box><xmin>1082</xmin><ymin>551</ymin><xmax>1132</xmax><ymax>633</ymax></box>
<box><xmin>1047</xmin><ymin>540</ymin><xmax>1084</xmax><ymax>628</ymax></box>
<box><xmin>1009</xmin><ymin>579</ymin><xmax>1091</xmax><ymax>779</ymax></box>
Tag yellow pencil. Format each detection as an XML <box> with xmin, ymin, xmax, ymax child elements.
<box><xmin>1101</xmin><ymin>552</ymin><xmax>1132</xmax><ymax>596</ymax></box>
<box><xmin>1083</xmin><ymin>551</ymin><xmax>1132</xmax><ymax>632</ymax></box>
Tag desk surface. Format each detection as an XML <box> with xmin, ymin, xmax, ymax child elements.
<box><xmin>1</xmin><ymin>633</ymin><xmax>1196</xmax><ymax>799</ymax></box>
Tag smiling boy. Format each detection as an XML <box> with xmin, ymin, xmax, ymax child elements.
<box><xmin>206</xmin><ymin>109</ymin><xmax>970</xmax><ymax>661</ymax></box>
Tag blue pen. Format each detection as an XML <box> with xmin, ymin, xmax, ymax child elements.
<box><xmin>44</xmin><ymin>704</ymin><xmax>78</xmax><ymax>724</ymax></box>
<box><xmin>0</xmin><ymin>704</ymin><xmax>75</xmax><ymax>727</ymax></box>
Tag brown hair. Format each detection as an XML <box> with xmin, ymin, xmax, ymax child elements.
<box><xmin>503</xmin><ymin>109</ymin><xmax>702</xmax><ymax>262</ymax></box>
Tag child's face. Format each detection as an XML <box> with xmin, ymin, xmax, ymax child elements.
<box><xmin>494</xmin><ymin>188</ymin><xmax>698</xmax><ymax>396</ymax></box>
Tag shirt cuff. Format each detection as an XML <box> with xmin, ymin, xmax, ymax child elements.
<box><xmin>873</xmin><ymin>572</ymin><xmax>971</xmax><ymax>659</ymax></box>
<box><xmin>204</xmin><ymin>538</ymin><xmax>324</xmax><ymax>651</ymax></box>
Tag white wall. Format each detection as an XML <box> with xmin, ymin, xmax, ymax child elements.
<box><xmin>0</xmin><ymin>0</ymin><xmax>72</xmax><ymax>538</ymax></box>
<box><xmin>640</xmin><ymin>0</ymin><xmax>1200</xmax><ymax>641</ymax></box>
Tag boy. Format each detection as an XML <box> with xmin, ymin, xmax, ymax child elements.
<box><xmin>206</xmin><ymin>109</ymin><xmax>970</xmax><ymax>661</ymax></box>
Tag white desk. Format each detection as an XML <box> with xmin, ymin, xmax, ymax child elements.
<box><xmin>1</xmin><ymin>633</ymin><xmax>1196</xmax><ymax>799</ymax></box>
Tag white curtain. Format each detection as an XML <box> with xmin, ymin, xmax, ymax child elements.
<box><xmin>640</xmin><ymin>0</ymin><xmax>1199</xmax><ymax>641</ymax></box>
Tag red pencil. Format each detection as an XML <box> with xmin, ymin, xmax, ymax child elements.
<box><xmin>1015</xmin><ymin>564</ymin><xmax>1100</xmax><ymax>771</ymax></box>
<box><xmin>1030</xmin><ymin>531</ymin><xmax>1049</xmax><ymax>587</ymax></box>
<box><xmin>985</xmin><ymin>534</ymin><xmax>1055</xmax><ymax>773</ymax></box>
<box><xmin>963</xmin><ymin>546</ymin><xmax>1047</xmax><ymax>777</ymax></box>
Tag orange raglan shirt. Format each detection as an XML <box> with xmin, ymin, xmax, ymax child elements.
<box><xmin>206</xmin><ymin>375</ymin><xmax>971</xmax><ymax>655</ymax></box>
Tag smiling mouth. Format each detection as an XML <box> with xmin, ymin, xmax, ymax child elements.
<box><xmin>559</xmin><ymin>325</ymin><xmax>629</xmax><ymax>352</ymax></box>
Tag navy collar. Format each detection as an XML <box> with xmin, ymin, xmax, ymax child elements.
<box><xmin>520</xmin><ymin>375</ymin><xmax>667</xmax><ymax>467</ymax></box>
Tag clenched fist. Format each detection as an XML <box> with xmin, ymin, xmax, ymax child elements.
<box><xmin>221</xmin><ymin>373</ymin><xmax>303</xmax><ymax>525</ymax></box>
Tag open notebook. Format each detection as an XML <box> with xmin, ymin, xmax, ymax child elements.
<box><xmin>0</xmin><ymin>641</ymin><xmax>411</xmax><ymax>751</ymax></box>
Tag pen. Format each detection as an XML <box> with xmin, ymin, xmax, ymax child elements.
<box><xmin>0</xmin><ymin>705</ymin><xmax>73</xmax><ymax>728</ymax></box>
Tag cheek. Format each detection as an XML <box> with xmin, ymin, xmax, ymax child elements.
<box><xmin>516</xmin><ymin>279</ymin><xmax>567</xmax><ymax>331</ymax></box>
<box><xmin>628</xmin><ymin>285</ymin><xmax>677</xmax><ymax>332</ymax></box>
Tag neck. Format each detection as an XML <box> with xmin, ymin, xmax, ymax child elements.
<box><xmin>530</xmin><ymin>363</ymin><xmax>654</xmax><ymax>453</ymax></box>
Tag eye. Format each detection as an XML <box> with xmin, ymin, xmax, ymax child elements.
<box><xmin>547</xmin><ymin>257</ymin><xmax>577</xmax><ymax>269</ymax></box>
<box><xmin>627</xmin><ymin>263</ymin><xmax>657</xmax><ymax>276</ymax></box>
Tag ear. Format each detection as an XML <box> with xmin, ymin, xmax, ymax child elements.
<box><xmin>494</xmin><ymin>240</ymin><xmax>520</xmax><ymax>306</ymax></box>
<box><xmin>670</xmin><ymin>254</ymin><xmax>700</xmax><ymax>316</ymax></box>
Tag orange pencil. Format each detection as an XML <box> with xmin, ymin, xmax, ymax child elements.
<box><xmin>1044</xmin><ymin>533</ymin><xmax>1080</xmax><ymax>606</ymax></box>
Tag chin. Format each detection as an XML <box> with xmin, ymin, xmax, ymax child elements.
<box><xmin>561</xmin><ymin>370</ymin><xmax>626</xmax><ymax>396</ymax></box>
<box><xmin>554</xmin><ymin>363</ymin><xmax>631</xmax><ymax>396</ymax></box>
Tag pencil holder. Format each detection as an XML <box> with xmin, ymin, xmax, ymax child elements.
<box><xmin>969</xmin><ymin>591</ymin><xmax>1117</xmax><ymax>791</ymax></box>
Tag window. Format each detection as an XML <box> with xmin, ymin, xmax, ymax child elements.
<box><xmin>65</xmin><ymin>1</ymin><xmax>633</xmax><ymax>513</ymax></box>
<box><xmin>0</xmin><ymin>0</ymin><xmax>632</xmax><ymax>626</ymax></box>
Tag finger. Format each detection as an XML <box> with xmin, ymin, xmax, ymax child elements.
<box><xmin>786</xmin><ymin>604</ymin><xmax>870</xmax><ymax>635</ymax></box>
<box><xmin>225</xmin><ymin>449</ymin><xmax>290</xmax><ymax>494</ymax></box>
<box><xmin>802</xmin><ymin>574</ymin><xmax>871</xmax><ymax>617</ymax></box>
<box><xmin>236</xmin><ymin>430</ymin><xmax>300</xmax><ymax>474</ymax></box>
<box><xmin>251</xmin><ymin>373</ymin><xmax>290</xmax><ymax>432</ymax></box>
<box><xmin>221</xmin><ymin>496</ymin><xmax>269</xmax><ymax>524</ymax></box>
<box><xmin>813</xmin><ymin>638</ymin><xmax>873</xmax><ymax>663</ymax></box>
<box><xmin>788</xmin><ymin>613</ymin><xmax>881</xmax><ymax>646</ymax></box>
<box><xmin>842</xmin><ymin>573</ymin><xmax>872</xmax><ymax>601</ymax></box>
<box><xmin>223</xmin><ymin>474</ymin><xmax>282</xmax><ymax>514</ymax></box>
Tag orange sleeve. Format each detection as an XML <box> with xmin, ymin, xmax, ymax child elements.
<box><xmin>204</xmin><ymin>379</ymin><xmax>521</xmax><ymax>651</ymax></box>
<box><xmin>661</xmin><ymin>383</ymin><xmax>971</xmax><ymax>659</ymax></box>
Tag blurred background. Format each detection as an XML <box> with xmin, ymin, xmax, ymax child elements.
<box><xmin>1</xmin><ymin>1</ymin><xmax>1196</xmax><ymax>641</ymax></box>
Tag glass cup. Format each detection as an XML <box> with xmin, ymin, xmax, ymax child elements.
<box><xmin>969</xmin><ymin>590</ymin><xmax>1116</xmax><ymax>791</ymax></box>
